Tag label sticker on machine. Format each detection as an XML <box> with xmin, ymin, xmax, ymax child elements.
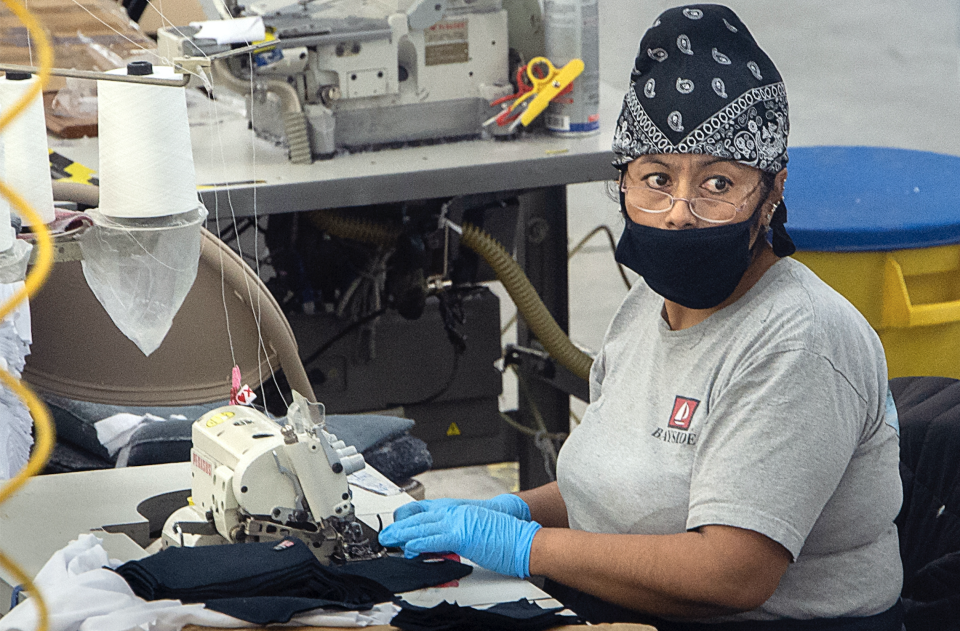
<box><xmin>253</xmin><ymin>29</ymin><xmax>282</xmax><ymax>67</ymax></box>
<box><xmin>349</xmin><ymin>469</ymin><xmax>402</xmax><ymax>496</ymax></box>
<box><xmin>193</xmin><ymin>453</ymin><xmax>213</xmax><ymax>476</ymax></box>
<box><xmin>425</xmin><ymin>18</ymin><xmax>469</xmax><ymax>66</ymax></box>
<box><xmin>205</xmin><ymin>411</ymin><xmax>236</xmax><ymax>427</ymax></box>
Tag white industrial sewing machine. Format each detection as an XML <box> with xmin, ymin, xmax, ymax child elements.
<box><xmin>161</xmin><ymin>392</ymin><xmax>385</xmax><ymax>565</ymax></box>
<box><xmin>158</xmin><ymin>0</ymin><xmax>512</xmax><ymax>162</ymax></box>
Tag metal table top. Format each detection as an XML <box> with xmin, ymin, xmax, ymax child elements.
<box><xmin>50</xmin><ymin>82</ymin><xmax>623</xmax><ymax>216</ymax></box>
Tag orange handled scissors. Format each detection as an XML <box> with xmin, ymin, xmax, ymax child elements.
<box><xmin>512</xmin><ymin>56</ymin><xmax>584</xmax><ymax>127</ymax></box>
<box><xmin>484</xmin><ymin>56</ymin><xmax>584</xmax><ymax>130</ymax></box>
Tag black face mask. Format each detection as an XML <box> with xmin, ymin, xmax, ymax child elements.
<box><xmin>614</xmin><ymin>194</ymin><xmax>755</xmax><ymax>310</ymax></box>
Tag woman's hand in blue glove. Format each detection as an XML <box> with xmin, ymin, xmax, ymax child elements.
<box><xmin>378</xmin><ymin>505</ymin><xmax>542</xmax><ymax>579</ymax></box>
<box><xmin>391</xmin><ymin>494</ymin><xmax>531</xmax><ymax>523</ymax></box>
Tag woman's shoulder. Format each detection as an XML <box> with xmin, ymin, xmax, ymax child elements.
<box><xmin>746</xmin><ymin>257</ymin><xmax>886</xmax><ymax>372</ymax></box>
<box><xmin>760</xmin><ymin>258</ymin><xmax>872</xmax><ymax>331</ymax></box>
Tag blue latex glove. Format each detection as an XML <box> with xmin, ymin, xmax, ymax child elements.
<box><xmin>391</xmin><ymin>493</ymin><xmax>531</xmax><ymax>523</ymax></box>
<box><xmin>379</xmin><ymin>505</ymin><xmax>542</xmax><ymax>578</ymax></box>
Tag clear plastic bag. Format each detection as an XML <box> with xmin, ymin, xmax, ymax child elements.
<box><xmin>79</xmin><ymin>206</ymin><xmax>207</xmax><ymax>356</ymax></box>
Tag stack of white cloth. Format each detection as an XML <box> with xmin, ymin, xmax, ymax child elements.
<box><xmin>0</xmin><ymin>281</ymin><xmax>32</xmax><ymax>481</ymax></box>
<box><xmin>0</xmin><ymin>535</ymin><xmax>400</xmax><ymax>631</ymax></box>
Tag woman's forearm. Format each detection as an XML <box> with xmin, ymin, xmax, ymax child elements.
<box><xmin>529</xmin><ymin>525</ymin><xmax>790</xmax><ymax>619</ymax></box>
<box><xmin>516</xmin><ymin>482</ymin><xmax>569</xmax><ymax>528</ymax></box>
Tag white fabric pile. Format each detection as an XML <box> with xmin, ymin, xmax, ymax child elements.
<box><xmin>0</xmin><ymin>281</ymin><xmax>32</xmax><ymax>481</ymax></box>
<box><xmin>0</xmin><ymin>535</ymin><xmax>399</xmax><ymax>631</ymax></box>
<box><xmin>95</xmin><ymin>413</ymin><xmax>174</xmax><ymax>458</ymax></box>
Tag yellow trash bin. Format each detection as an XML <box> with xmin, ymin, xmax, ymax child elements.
<box><xmin>787</xmin><ymin>147</ymin><xmax>960</xmax><ymax>379</ymax></box>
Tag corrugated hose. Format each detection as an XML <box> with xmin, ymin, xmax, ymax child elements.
<box><xmin>310</xmin><ymin>210</ymin><xmax>594</xmax><ymax>381</ymax></box>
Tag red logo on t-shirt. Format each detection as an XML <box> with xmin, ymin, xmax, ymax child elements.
<box><xmin>668</xmin><ymin>396</ymin><xmax>700</xmax><ymax>430</ymax></box>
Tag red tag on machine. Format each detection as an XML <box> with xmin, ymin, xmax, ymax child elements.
<box><xmin>229</xmin><ymin>365</ymin><xmax>241</xmax><ymax>405</ymax></box>
<box><xmin>236</xmin><ymin>385</ymin><xmax>257</xmax><ymax>406</ymax></box>
<box><xmin>229</xmin><ymin>366</ymin><xmax>257</xmax><ymax>406</ymax></box>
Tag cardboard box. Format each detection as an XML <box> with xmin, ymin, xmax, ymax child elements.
<box><xmin>137</xmin><ymin>0</ymin><xmax>208</xmax><ymax>36</ymax></box>
<box><xmin>0</xmin><ymin>0</ymin><xmax>156</xmax><ymax>90</ymax></box>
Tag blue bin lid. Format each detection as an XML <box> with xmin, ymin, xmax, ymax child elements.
<box><xmin>785</xmin><ymin>146</ymin><xmax>960</xmax><ymax>251</ymax></box>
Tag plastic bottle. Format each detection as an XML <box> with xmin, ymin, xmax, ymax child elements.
<box><xmin>543</xmin><ymin>0</ymin><xmax>600</xmax><ymax>136</ymax></box>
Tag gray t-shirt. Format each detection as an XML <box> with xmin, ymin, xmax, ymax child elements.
<box><xmin>555</xmin><ymin>257</ymin><xmax>902</xmax><ymax>621</ymax></box>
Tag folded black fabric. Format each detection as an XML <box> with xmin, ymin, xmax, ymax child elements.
<box><xmin>392</xmin><ymin>598</ymin><xmax>581</xmax><ymax>631</ymax></box>
<box><xmin>113</xmin><ymin>539</ymin><xmax>392</xmax><ymax>607</ymax></box>
<box><xmin>204</xmin><ymin>596</ymin><xmax>358</xmax><ymax>625</ymax></box>
<box><xmin>332</xmin><ymin>555</ymin><xmax>472</xmax><ymax>593</ymax></box>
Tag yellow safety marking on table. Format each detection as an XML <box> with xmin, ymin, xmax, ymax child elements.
<box><xmin>64</xmin><ymin>161</ymin><xmax>96</xmax><ymax>184</ymax></box>
<box><xmin>446</xmin><ymin>422</ymin><xmax>461</xmax><ymax>437</ymax></box>
<box><xmin>48</xmin><ymin>149</ymin><xmax>99</xmax><ymax>186</ymax></box>
<box><xmin>205</xmin><ymin>411</ymin><xmax>236</xmax><ymax>427</ymax></box>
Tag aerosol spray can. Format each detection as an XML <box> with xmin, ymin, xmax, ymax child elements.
<box><xmin>544</xmin><ymin>0</ymin><xmax>600</xmax><ymax>136</ymax></box>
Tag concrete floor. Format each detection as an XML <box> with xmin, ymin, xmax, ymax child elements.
<box><xmin>431</xmin><ymin>0</ymin><xmax>960</xmax><ymax>499</ymax></box>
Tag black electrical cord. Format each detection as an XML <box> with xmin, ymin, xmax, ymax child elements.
<box><xmin>218</xmin><ymin>217</ymin><xmax>263</xmax><ymax>246</ymax></box>
<box><xmin>300</xmin><ymin>312</ymin><xmax>461</xmax><ymax>409</ymax></box>
<box><xmin>218</xmin><ymin>218</ymin><xmax>246</xmax><ymax>242</ymax></box>
<box><xmin>383</xmin><ymin>288</ymin><xmax>468</xmax><ymax>407</ymax></box>
<box><xmin>385</xmin><ymin>346</ymin><xmax>462</xmax><ymax>408</ymax></box>
<box><xmin>300</xmin><ymin>308</ymin><xmax>388</xmax><ymax>369</ymax></box>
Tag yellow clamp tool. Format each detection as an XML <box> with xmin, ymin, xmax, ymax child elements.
<box><xmin>511</xmin><ymin>56</ymin><xmax>584</xmax><ymax>128</ymax></box>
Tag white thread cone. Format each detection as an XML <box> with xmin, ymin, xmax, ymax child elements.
<box><xmin>0</xmin><ymin>139</ymin><xmax>12</xmax><ymax>252</ymax></box>
<box><xmin>0</xmin><ymin>74</ymin><xmax>56</xmax><ymax>226</ymax></box>
<box><xmin>97</xmin><ymin>66</ymin><xmax>199</xmax><ymax>218</ymax></box>
<box><xmin>82</xmin><ymin>64</ymin><xmax>205</xmax><ymax>355</ymax></box>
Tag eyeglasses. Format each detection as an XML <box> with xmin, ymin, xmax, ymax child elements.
<box><xmin>620</xmin><ymin>179</ymin><xmax>762</xmax><ymax>224</ymax></box>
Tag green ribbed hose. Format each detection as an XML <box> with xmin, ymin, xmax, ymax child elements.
<box><xmin>310</xmin><ymin>210</ymin><xmax>400</xmax><ymax>247</ymax></box>
<box><xmin>310</xmin><ymin>211</ymin><xmax>594</xmax><ymax>381</ymax></box>
<box><xmin>459</xmin><ymin>223</ymin><xmax>593</xmax><ymax>381</ymax></box>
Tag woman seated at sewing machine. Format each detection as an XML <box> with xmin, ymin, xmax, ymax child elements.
<box><xmin>380</xmin><ymin>5</ymin><xmax>903</xmax><ymax>629</ymax></box>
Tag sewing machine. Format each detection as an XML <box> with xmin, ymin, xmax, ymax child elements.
<box><xmin>161</xmin><ymin>392</ymin><xmax>384</xmax><ymax>565</ymax></box>
<box><xmin>157</xmin><ymin>0</ymin><xmax>511</xmax><ymax>161</ymax></box>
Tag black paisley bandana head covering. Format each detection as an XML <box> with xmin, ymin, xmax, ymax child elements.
<box><xmin>612</xmin><ymin>4</ymin><xmax>795</xmax><ymax>255</ymax></box>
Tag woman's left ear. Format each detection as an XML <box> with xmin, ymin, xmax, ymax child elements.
<box><xmin>765</xmin><ymin>168</ymin><xmax>788</xmax><ymax>227</ymax></box>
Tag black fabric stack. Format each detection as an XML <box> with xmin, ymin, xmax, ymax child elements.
<box><xmin>113</xmin><ymin>539</ymin><xmax>475</xmax><ymax>625</ymax></box>
<box><xmin>391</xmin><ymin>598</ymin><xmax>581</xmax><ymax>631</ymax></box>
<box><xmin>114</xmin><ymin>539</ymin><xmax>391</xmax><ymax>613</ymax></box>
<box><xmin>203</xmin><ymin>596</ymin><xmax>372</xmax><ymax>625</ymax></box>
<box><xmin>331</xmin><ymin>555</ymin><xmax>472</xmax><ymax>594</ymax></box>
<box><xmin>890</xmin><ymin>376</ymin><xmax>960</xmax><ymax>631</ymax></box>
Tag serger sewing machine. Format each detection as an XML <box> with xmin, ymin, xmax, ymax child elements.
<box><xmin>161</xmin><ymin>392</ymin><xmax>385</xmax><ymax>565</ymax></box>
<box><xmin>158</xmin><ymin>0</ymin><xmax>512</xmax><ymax>162</ymax></box>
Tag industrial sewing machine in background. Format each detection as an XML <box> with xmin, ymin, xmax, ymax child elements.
<box><xmin>162</xmin><ymin>392</ymin><xmax>385</xmax><ymax>564</ymax></box>
<box><xmin>158</xmin><ymin>0</ymin><xmax>518</xmax><ymax>162</ymax></box>
<box><xmin>159</xmin><ymin>0</ymin><xmax>550</xmax><ymax>472</ymax></box>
